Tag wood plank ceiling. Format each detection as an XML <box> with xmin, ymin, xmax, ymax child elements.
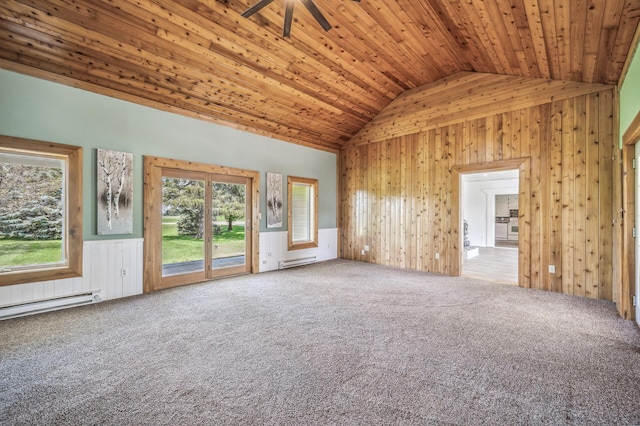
<box><xmin>0</xmin><ymin>0</ymin><xmax>638</xmax><ymax>152</ymax></box>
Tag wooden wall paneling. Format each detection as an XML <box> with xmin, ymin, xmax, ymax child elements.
<box><xmin>549</xmin><ymin>100</ymin><xmax>564</xmax><ymax>293</ymax></box>
<box><xmin>450</xmin><ymin>124</ymin><xmax>463</xmax><ymax>276</ymax></box>
<box><xmin>599</xmin><ymin>90</ymin><xmax>614</xmax><ymax>302</ymax></box>
<box><xmin>442</xmin><ymin>126</ymin><xmax>450</xmax><ymax>275</ymax></box>
<box><xmin>494</xmin><ymin>114</ymin><xmax>505</xmax><ymax>161</ymax></box>
<box><xmin>476</xmin><ymin>118</ymin><xmax>487</xmax><ymax>163</ymax></box>
<box><xmin>338</xmin><ymin>87</ymin><xmax>617</xmax><ymax>303</ymax></box>
<box><xmin>511</xmin><ymin>109</ymin><xmax>522</xmax><ymax>159</ymax></box>
<box><xmin>529</xmin><ymin>105</ymin><xmax>543</xmax><ymax>289</ymax></box>
<box><xmin>370</xmin><ymin>141</ymin><xmax>380</xmax><ymax>264</ymax></box>
<box><xmin>573</xmin><ymin>95</ymin><xmax>587</xmax><ymax>298</ymax></box>
<box><xmin>348</xmin><ymin>148</ymin><xmax>356</xmax><ymax>259</ymax></box>
<box><xmin>381</xmin><ymin>140</ymin><xmax>391</xmax><ymax>266</ymax></box>
<box><xmin>468</xmin><ymin>119</ymin><xmax>478</xmax><ymax>164</ymax></box>
<box><xmin>338</xmin><ymin>149</ymin><xmax>347</xmax><ymax>258</ymax></box>
<box><xmin>360</xmin><ymin>145</ymin><xmax>370</xmax><ymax>263</ymax></box>
<box><xmin>411</xmin><ymin>136</ymin><xmax>421</xmax><ymax>270</ymax></box>
<box><xmin>338</xmin><ymin>149</ymin><xmax>346</xmax><ymax>259</ymax></box>
<box><xmin>519</xmin><ymin>158</ymin><xmax>532</xmax><ymax>288</ymax></box>
<box><xmin>400</xmin><ymin>137</ymin><xmax>409</xmax><ymax>269</ymax></box>
<box><xmin>561</xmin><ymin>98</ymin><xmax>576</xmax><ymax>295</ymax></box>
<box><xmin>585</xmin><ymin>93</ymin><xmax>601</xmax><ymax>298</ymax></box>
<box><xmin>391</xmin><ymin>138</ymin><xmax>404</xmax><ymax>267</ymax></box>
<box><xmin>429</xmin><ymin>129</ymin><xmax>440</xmax><ymax>272</ymax></box>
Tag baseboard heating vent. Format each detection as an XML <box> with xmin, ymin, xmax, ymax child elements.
<box><xmin>278</xmin><ymin>256</ymin><xmax>317</xmax><ymax>270</ymax></box>
<box><xmin>0</xmin><ymin>290</ymin><xmax>102</xmax><ymax>321</ymax></box>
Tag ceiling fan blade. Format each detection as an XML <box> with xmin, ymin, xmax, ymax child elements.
<box><xmin>300</xmin><ymin>0</ymin><xmax>332</xmax><ymax>32</ymax></box>
<box><xmin>283</xmin><ymin>1</ymin><xmax>294</xmax><ymax>37</ymax></box>
<box><xmin>241</xmin><ymin>0</ymin><xmax>276</xmax><ymax>18</ymax></box>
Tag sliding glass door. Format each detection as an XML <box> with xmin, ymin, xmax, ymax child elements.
<box><xmin>157</xmin><ymin>169</ymin><xmax>252</xmax><ymax>288</ymax></box>
<box><xmin>210</xmin><ymin>175</ymin><xmax>252</xmax><ymax>278</ymax></box>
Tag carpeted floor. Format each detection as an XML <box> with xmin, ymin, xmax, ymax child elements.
<box><xmin>1</xmin><ymin>259</ymin><xmax>640</xmax><ymax>425</ymax></box>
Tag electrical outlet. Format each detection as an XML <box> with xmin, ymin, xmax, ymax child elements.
<box><xmin>120</xmin><ymin>268</ymin><xmax>128</xmax><ymax>277</ymax></box>
<box><xmin>548</xmin><ymin>265</ymin><xmax>555</xmax><ymax>274</ymax></box>
<box><xmin>435</xmin><ymin>253</ymin><xmax>440</xmax><ymax>260</ymax></box>
<box><xmin>361</xmin><ymin>249</ymin><xmax>365</xmax><ymax>255</ymax></box>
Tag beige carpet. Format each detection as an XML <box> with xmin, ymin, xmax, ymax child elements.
<box><xmin>1</xmin><ymin>259</ymin><xmax>640</xmax><ymax>425</ymax></box>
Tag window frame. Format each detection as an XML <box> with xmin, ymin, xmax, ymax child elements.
<box><xmin>287</xmin><ymin>176</ymin><xmax>318</xmax><ymax>251</ymax></box>
<box><xmin>0</xmin><ymin>135</ymin><xmax>83</xmax><ymax>287</ymax></box>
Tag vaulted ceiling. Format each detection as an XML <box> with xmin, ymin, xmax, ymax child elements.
<box><xmin>0</xmin><ymin>0</ymin><xmax>638</xmax><ymax>152</ymax></box>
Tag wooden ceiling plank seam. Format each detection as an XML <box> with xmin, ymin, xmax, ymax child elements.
<box><xmin>0</xmin><ymin>10</ymin><xmax>368</xmax><ymax>135</ymax></box>
<box><xmin>615</xmin><ymin>2</ymin><xmax>640</xmax><ymax>87</ymax></box>
<box><xmin>569</xmin><ymin>0</ymin><xmax>588</xmax><ymax>81</ymax></box>
<box><xmin>393</xmin><ymin>0</ymin><xmax>470</xmax><ymax>71</ymax></box>
<box><xmin>12</xmin><ymin>0</ymin><xmax>376</xmax><ymax>125</ymax></box>
<box><xmin>228</xmin><ymin>0</ymin><xmax>408</xmax><ymax>98</ymax></box>
<box><xmin>456</xmin><ymin>0</ymin><xmax>511</xmax><ymax>75</ymax></box>
<box><xmin>147</xmin><ymin>0</ymin><xmax>397</xmax><ymax>108</ymax></box>
<box><xmin>439</xmin><ymin>0</ymin><xmax>502</xmax><ymax>73</ymax></box>
<box><xmin>0</xmin><ymin>26</ymin><xmax>347</xmax><ymax>149</ymax></box>
<box><xmin>537</xmin><ymin>0</ymin><xmax>561</xmax><ymax>78</ymax></box>
<box><xmin>327</xmin><ymin>2</ymin><xmax>436</xmax><ymax>85</ymax></box>
<box><xmin>595</xmin><ymin>0</ymin><xmax>631</xmax><ymax>84</ymax></box>
<box><xmin>470</xmin><ymin>0</ymin><xmax>521</xmax><ymax>74</ymax></box>
<box><xmin>411</xmin><ymin>0</ymin><xmax>481</xmax><ymax>69</ymax></box>
<box><xmin>0</xmin><ymin>34</ymin><xmax>352</xmax><ymax>142</ymax></box>
<box><xmin>510</xmin><ymin>0</ymin><xmax>544</xmax><ymax>78</ymax></box>
<box><xmin>581</xmin><ymin>0</ymin><xmax>606</xmax><ymax>83</ymax></box>
<box><xmin>356</xmin><ymin>0</ymin><xmax>449</xmax><ymax>81</ymax></box>
<box><xmin>492</xmin><ymin>0</ymin><xmax>532</xmax><ymax>75</ymax></box>
<box><xmin>522</xmin><ymin>0</ymin><xmax>551</xmax><ymax>78</ymax></box>
<box><xmin>90</xmin><ymin>0</ymin><xmax>384</xmax><ymax>116</ymax></box>
<box><xmin>552</xmin><ymin>0</ymin><xmax>571</xmax><ymax>79</ymax></box>
<box><xmin>316</xmin><ymin>3</ymin><xmax>421</xmax><ymax>90</ymax></box>
<box><xmin>369</xmin><ymin>0</ymin><xmax>461</xmax><ymax>76</ymax></box>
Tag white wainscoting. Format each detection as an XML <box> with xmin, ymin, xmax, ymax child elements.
<box><xmin>259</xmin><ymin>228</ymin><xmax>338</xmax><ymax>272</ymax></box>
<box><xmin>0</xmin><ymin>239</ymin><xmax>143</xmax><ymax>308</ymax></box>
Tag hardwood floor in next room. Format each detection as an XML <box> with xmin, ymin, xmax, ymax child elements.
<box><xmin>463</xmin><ymin>246</ymin><xmax>518</xmax><ymax>284</ymax></box>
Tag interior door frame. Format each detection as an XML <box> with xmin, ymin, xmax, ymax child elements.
<box><xmin>452</xmin><ymin>158</ymin><xmax>531</xmax><ymax>287</ymax></box>
<box><xmin>143</xmin><ymin>156</ymin><xmax>260</xmax><ymax>293</ymax></box>
<box><xmin>623</xmin><ymin>109</ymin><xmax>640</xmax><ymax>322</ymax></box>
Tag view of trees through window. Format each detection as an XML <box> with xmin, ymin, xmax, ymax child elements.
<box><xmin>0</xmin><ymin>152</ymin><xmax>65</xmax><ymax>269</ymax></box>
<box><xmin>161</xmin><ymin>177</ymin><xmax>246</xmax><ymax>273</ymax></box>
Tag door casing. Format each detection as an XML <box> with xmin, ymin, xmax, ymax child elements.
<box><xmin>143</xmin><ymin>156</ymin><xmax>260</xmax><ymax>293</ymax></box>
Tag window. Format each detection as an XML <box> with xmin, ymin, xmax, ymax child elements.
<box><xmin>0</xmin><ymin>136</ymin><xmax>82</xmax><ymax>286</ymax></box>
<box><xmin>287</xmin><ymin>176</ymin><xmax>318</xmax><ymax>250</ymax></box>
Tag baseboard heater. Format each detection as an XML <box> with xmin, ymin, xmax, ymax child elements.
<box><xmin>0</xmin><ymin>290</ymin><xmax>102</xmax><ymax>321</ymax></box>
<box><xmin>278</xmin><ymin>256</ymin><xmax>317</xmax><ymax>269</ymax></box>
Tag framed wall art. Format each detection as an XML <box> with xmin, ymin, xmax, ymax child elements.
<box><xmin>266</xmin><ymin>172</ymin><xmax>283</xmax><ymax>228</ymax></box>
<box><xmin>97</xmin><ymin>149</ymin><xmax>133</xmax><ymax>235</ymax></box>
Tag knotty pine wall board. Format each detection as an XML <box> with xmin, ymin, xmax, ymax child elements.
<box><xmin>339</xmin><ymin>90</ymin><xmax>616</xmax><ymax>304</ymax></box>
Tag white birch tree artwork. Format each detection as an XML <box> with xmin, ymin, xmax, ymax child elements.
<box><xmin>97</xmin><ymin>149</ymin><xmax>133</xmax><ymax>235</ymax></box>
<box><xmin>266</xmin><ymin>172</ymin><xmax>283</xmax><ymax>228</ymax></box>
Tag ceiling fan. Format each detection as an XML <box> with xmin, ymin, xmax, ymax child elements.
<box><xmin>242</xmin><ymin>0</ymin><xmax>361</xmax><ymax>38</ymax></box>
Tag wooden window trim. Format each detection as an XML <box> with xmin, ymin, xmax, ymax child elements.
<box><xmin>287</xmin><ymin>176</ymin><xmax>319</xmax><ymax>251</ymax></box>
<box><xmin>0</xmin><ymin>135</ymin><xmax>83</xmax><ymax>287</ymax></box>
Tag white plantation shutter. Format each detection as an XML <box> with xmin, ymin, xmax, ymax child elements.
<box><xmin>292</xmin><ymin>183</ymin><xmax>311</xmax><ymax>242</ymax></box>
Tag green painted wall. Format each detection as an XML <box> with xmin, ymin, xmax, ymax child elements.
<box><xmin>621</xmin><ymin>46</ymin><xmax>640</xmax><ymax>145</ymax></box>
<box><xmin>0</xmin><ymin>69</ymin><xmax>337</xmax><ymax>240</ymax></box>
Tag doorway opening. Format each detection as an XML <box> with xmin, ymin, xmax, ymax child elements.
<box><xmin>461</xmin><ymin>169</ymin><xmax>519</xmax><ymax>284</ymax></box>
